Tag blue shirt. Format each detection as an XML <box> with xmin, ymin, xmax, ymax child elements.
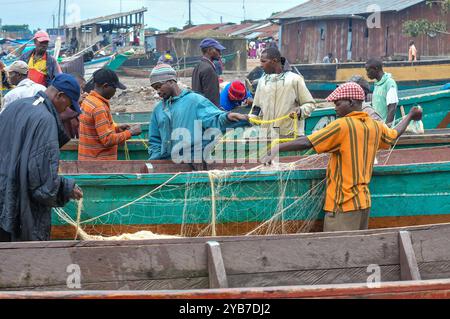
<box><xmin>220</xmin><ymin>82</ymin><xmax>253</xmax><ymax>111</ymax></box>
<box><xmin>148</xmin><ymin>90</ymin><xmax>249</xmax><ymax>161</ymax></box>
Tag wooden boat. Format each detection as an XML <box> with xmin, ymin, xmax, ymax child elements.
<box><xmin>53</xmin><ymin>146</ymin><xmax>450</xmax><ymax>240</ymax></box>
<box><xmin>292</xmin><ymin>59</ymin><xmax>450</xmax><ymax>98</ymax></box>
<box><xmin>112</xmin><ymin>89</ymin><xmax>450</xmax><ymax>140</ymax></box>
<box><xmin>59</xmin><ymin>129</ymin><xmax>450</xmax><ymax>161</ymax></box>
<box><xmin>1</xmin><ymin>222</ymin><xmax>450</xmax><ymax>299</ymax></box>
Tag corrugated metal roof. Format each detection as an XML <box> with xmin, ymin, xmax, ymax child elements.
<box><xmin>177</xmin><ymin>24</ymin><xmax>229</xmax><ymax>36</ymax></box>
<box><xmin>272</xmin><ymin>0</ymin><xmax>425</xmax><ymax>20</ymax></box>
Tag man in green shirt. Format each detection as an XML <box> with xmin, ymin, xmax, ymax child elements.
<box><xmin>365</xmin><ymin>58</ymin><xmax>399</xmax><ymax>127</ymax></box>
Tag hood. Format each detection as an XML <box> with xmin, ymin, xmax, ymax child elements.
<box><xmin>375</xmin><ymin>73</ymin><xmax>392</xmax><ymax>86</ymax></box>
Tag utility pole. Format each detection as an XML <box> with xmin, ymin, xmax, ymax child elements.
<box><xmin>63</xmin><ymin>0</ymin><xmax>66</xmax><ymax>27</ymax></box>
<box><xmin>242</xmin><ymin>0</ymin><xmax>246</xmax><ymax>22</ymax></box>
<box><xmin>120</xmin><ymin>0</ymin><xmax>122</xmax><ymax>12</ymax></box>
<box><xmin>52</xmin><ymin>14</ymin><xmax>55</xmax><ymax>29</ymax></box>
<box><xmin>58</xmin><ymin>0</ymin><xmax>61</xmax><ymax>27</ymax></box>
<box><xmin>188</xmin><ymin>0</ymin><xmax>192</xmax><ymax>26</ymax></box>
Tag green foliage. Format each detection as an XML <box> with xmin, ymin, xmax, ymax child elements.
<box><xmin>167</xmin><ymin>27</ymin><xmax>181</xmax><ymax>33</ymax></box>
<box><xmin>402</xmin><ymin>19</ymin><xmax>447</xmax><ymax>37</ymax></box>
<box><xmin>1</xmin><ymin>24</ymin><xmax>30</xmax><ymax>32</ymax></box>
<box><xmin>426</xmin><ymin>0</ymin><xmax>450</xmax><ymax>13</ymax></box>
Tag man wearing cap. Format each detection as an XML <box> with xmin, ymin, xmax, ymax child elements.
<box><xmin>192</xmin><ymin>38</ymin><xmax>225</xmax><ymax>107</ymax></box>
<box><xmin>262</xmin><ymin>82</ymin><xmax>423</xmax><ymax>232</ymax></box>
<box><xmin>220</xmin><ymin>80</ymin><xmax>253</xmax><ymax>112</ymax></box>
<box><xmin>149</xmin><ymin>64</ymin><xmax>250</xmax><ymax>162</ymax></box>
<box><xmin>2</xmin><ymin>61</ymin><xmax>46</xmax><ymax>110</ymax></box>
<box><xmin>0</xmin><ymin>73</ymin><xmax>84</xmax><ymax>241</ymax></box>
<box><xmin>78</xmin><ymin>68</ymin><xmax>142</xmax><ymax>160</ymax></box>
<box><xmin>20</xmin><ymin>30</ymin><xmax>62</xmax><ymax>87</ymax></box>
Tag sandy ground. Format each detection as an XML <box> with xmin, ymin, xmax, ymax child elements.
<box><xmin>109</xmin><ymin>59</ymin><xmax>332</xmax><ymax>113</ymax></box>
<box><xmin>110</xmin><ymin>72</ymin><xmax>252</xmax><ymax>113</ymax></box>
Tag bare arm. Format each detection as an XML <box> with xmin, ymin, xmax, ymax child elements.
<box><xmin>393</xmin><ymin>106</ymin><xmax>423</xmax><ymax>137</ymax></box>
<box><xmin>386</xmin><ymin>103</ymin><xmax>397</xmax><ymax>127</ymax></box>
<box><xmin>262</xmin><ymin>136</ymin><xmax>313</xmax><ymax>164</ymax></box>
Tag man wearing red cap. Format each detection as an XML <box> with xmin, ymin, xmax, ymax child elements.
<box><xmin>220</xmin><ymin>80</ymin><xmax>253</xmax><ymax>112</ymax></box>
<box><xmin>263</xmin><ymin>82</ymin><xmax>423</xmax><ymax>232</ymax></box>
<box><xmin>20</xmin><ymin>31</ymin><xmax>62</xmax><ymax>87</ymax></box>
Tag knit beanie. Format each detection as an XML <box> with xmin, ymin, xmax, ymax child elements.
<box><xmin>150</xmin><ymin>63</ymin><xmax>177</xmax><ymax>86</ymax></box>
<box><xmin>228</xmin><ymin>80</ymin><xmax>246</xmax><ymax>101</ymax></box>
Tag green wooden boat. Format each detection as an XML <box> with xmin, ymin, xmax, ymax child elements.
<box><xmin>59</xmin><ymin>129</ymin><xmax>450</xmax><ymax>161</ymax></box>
<box><xmin>52</xmin><ymin>146</ymin><xmax>450</xmax><ymax>240</ymax></box>
<box><xmin>113</xmin><ymin>89</ymin><xmax>450</xmax><ymax>140</ymax></box>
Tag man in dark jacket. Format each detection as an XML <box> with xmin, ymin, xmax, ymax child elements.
<box><xmin>0</xmin><ymin>73</ymin><xmax>83</xmax><ymax>242</ymax></box>
<box><xmin>192</xmin><ymin>38</ymin><xmax>225</xmax><ymax>107</ymax></box>
<box><xmin>20</xmin><ymin>30</ymin><xmax>62</xmax><ymax>87</ymax></box>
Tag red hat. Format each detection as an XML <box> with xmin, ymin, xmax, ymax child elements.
<box><xmin>33</xmin><ymin>31</ymin><xmax>50</xmax><ymax>43</ymax></box>
<box><xmin>326</xmin><ymin>82</ymin><xmax>365</xmax><ymax>102</ymax></box>
<box><xmin>228</xmin><ymin>81</ymin><xmax>246</xmax><ymax>101</ymax></box>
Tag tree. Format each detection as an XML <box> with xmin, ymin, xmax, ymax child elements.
<box><xmin>402</xmin><ymin>1</ymin><xmax>449</xmax><ymax>37</ymax></box>
<box><xmin>167</xmin><ymin>27</ymin><xmax>181</xmax><ymax>33</ymax></box>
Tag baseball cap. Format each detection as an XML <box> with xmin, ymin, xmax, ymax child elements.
<box><xmin>33</xmin><ymin>30</ymin><xmax>50</xmax><ymax>43</ymax></box>
<box><xmin>6</xmin><ymin>61</ymin><xmax>29</xmax><ymax>75</ymax></box>
<box><xmin>93</xmin><ymin>68</ymin><xmax>127</xmax><ymax>90</ymax></box>
<box><xmin>200</xmin><ymin>38</ymin><xmax>226</xmax><ymax>51</ymax></box>
<box><xmin>326</xmin><ymin>82</ymin><xmax>365</xmax><ymax>102</ymax></box>
<box><xmin>50</xmin><ymin>73</ymin><xmax>82</xmax><ymax>113</ymax></box>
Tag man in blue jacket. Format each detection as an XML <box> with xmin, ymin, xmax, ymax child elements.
<box><xmin>148</xmin><ymin>64</ymin><xmax>250</xmax><ymax>163</ymax></box>
<box><xmin>0</xmin><ymin>74</ymin><xmax>83</xmax><ymax>242</ymax></box>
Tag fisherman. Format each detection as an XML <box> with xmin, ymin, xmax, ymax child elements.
<box><xmin>157</xmin><ymin>50</ymin><xmax>174</xmax><ymax>65</ymax></box>
<box><xmin>20</xmin><ymin>30</ymin><xmax>62</xmax><ymax>87</ymax></box>
<box><xmin>78</xmin><ymin>68</ymin><xmax>142</xmax><ymax>160</ymax></box>
<box><xmin>220</xmin><ymin>80</ymin><xmax>253</xmax><ymax>112</ymax></box>
<box><xmin>148</xmin><ymin>64</ymin><xmax>250</xmax><ymax>163</ymax></box>
<box><xmin>348</xmin><ymin>75</ymin><xmax>383</xmax><ymax>122</ymax></box>
<box><xmin>69</xmin><ymin>36</ymin><xmax>79</xmax><ymax>55</ymax></box>
<box><xmin>323</xmin><ymin>53</ymin><xmax>333</xmax><ymax>63</ymax></box>
<box><xmin>365</xmin><ymin>58</ymin><xmax>399</xmax><ymax>127</ymax></box>
<box><xmin>2</xmin><ymin>61</ymin><xmax>46</xmax><ymax>109</ymax></box>
<box><xmin>262</xmin><ymin>82</ymin><xmax>423</xmax><ymax>232</ymax></box>
<box><xmin>0</xmin><ymin>73</ymin><xmax>84</xmax><ymax>241</ymax></box>
<box><xmin>408</xmin><ymin>41</ymin><xmax>417</xmax><ymax>62</ymax></box>
<box><xmin>252</xmin><ymin>47</ymin><xmax>316</xmax><ymax>137</ymax></box>
<box><xmin>192</xmin><ymin>38</ymin><xmax>225</xmax><ymax>107</ymax></box>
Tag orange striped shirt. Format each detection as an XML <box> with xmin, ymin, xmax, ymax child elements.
<box><xmin>307</xmin><ymin>111</ymin><xmax>398</xmax><ymax>213</ymax></box>
<box><xmin>78</xmin><ymin>91</ymin><xmax>131</xmax><ymax>160</ymax></box>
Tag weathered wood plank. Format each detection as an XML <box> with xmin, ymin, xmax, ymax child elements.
<box><xmin>206</xmin><ymin>241</ymin><xmax>228</xmax><ymax>289</ymax></box>
<box><xmin>1</xmin><ymin>279</ymin><xmax>450</xmax><ymax>299</ymax></box>
<box><xmin>399</xmin><ymin>231</ymin><xmax>421</xmax><ymax>281</ymax></box>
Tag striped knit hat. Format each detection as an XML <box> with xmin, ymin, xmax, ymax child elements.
<box><xmin>150</xmin><ymin>63</ymin><xmax>177</xmax><ymax>86</ymax></box>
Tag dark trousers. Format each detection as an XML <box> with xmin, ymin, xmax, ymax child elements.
<box><xmin>0</xmin><ymin>228</ymin><xmax>11</xmax><ymax>242</ymax></box>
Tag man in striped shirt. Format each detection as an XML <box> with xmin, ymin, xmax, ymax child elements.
<box><xmin>78</xmin><ymin>68</ymin><xmax>141</xmax><ymax>160</ymax></box>
<box><xmin>263</xmin><ymin>82</ymin><xmax>423</xmax><ymax>232</ymax></box>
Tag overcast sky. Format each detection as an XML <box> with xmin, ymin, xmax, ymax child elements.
<box><xmin>0</xmin><ymin>0</ymin><xmax>307</xmax><ymax>31</ymax></box>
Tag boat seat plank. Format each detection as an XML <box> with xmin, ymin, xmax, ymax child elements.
<box><xmin>206</xmin><ymin>241</ymin><xmax>228</xmax><ymax>289</ymax></box>
<box><xmin>399</xmin><ymin>231</ymin><xmax>421</xmax><ymax>281</ymax></box>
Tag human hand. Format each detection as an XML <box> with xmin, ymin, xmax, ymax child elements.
<box><xmin>227</xmin><ymin>113</ymin><xmax>249</xmax><ymax>122</ymax></box>
<box><xmin>409</xmin><ymin>106</ymin><xmax>423</xmax><ymax>121</ymax></box>
<box><xmin>118</xmin><ymin>124</ymin><xmax>131</xmax><ymax>132</ymax></box>
<box><xmin>129</xmin><ymin>124</ymin><xmax>142</xmax><ymax>136</ymax></box>
<box><xmin>260</xmin><ymin>146</ymin><xmax>279</xmax><ymax>165</ymax></box>
<box><xmin>245</xmin><ymin>97</ymin><xmax>254</xmax><ymax>106</ymax></box>
<box><xmin>289</xmin><ymin>108</ymin><xmax>302</xmax><ymax>119</ymax></box>
<box><xmin>71</xmin><ymin>185</ymin><xmax>83</xmax><ymax>200</ymax></box>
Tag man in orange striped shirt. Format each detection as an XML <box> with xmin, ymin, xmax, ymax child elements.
<box><xmin>263</xmin><ymin>82</ymin><xmax>423</xmax><ymax>232</ymax></box>
<box><xmin>78</xmin><ymin>69</ymin><xmax>141</xmax><ymax>160</ymax></box>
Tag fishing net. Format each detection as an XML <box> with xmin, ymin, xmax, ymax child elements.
<box><xmin>53</xmin><ymin>152</ymin><xmax>328</xmax><ymax>241</ymax></box>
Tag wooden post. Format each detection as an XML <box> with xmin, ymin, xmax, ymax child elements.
<box><xmin>206</xmin><ymin>241</ymin><xmax>228</xmax><ymax>289</ymax></box>
<box><xmin>399</xmin><ymin>231</ymin><xmax>421</xmax><ymax>281</ymax></box>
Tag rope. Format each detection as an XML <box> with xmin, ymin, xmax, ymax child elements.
<box><xmin>74</xmin><ymin>199</ymin><xmax>83</xmax><ymax>240</ymax></box>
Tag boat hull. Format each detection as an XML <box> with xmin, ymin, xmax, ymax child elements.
<box><xmin>53</xmin><ymin>147</ymin><xmax>450</xmax><ymax>239</ymax></box>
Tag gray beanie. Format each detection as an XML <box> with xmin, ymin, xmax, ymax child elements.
<box><xmin>150</xmin><ymin>63</ymin><xmax>177</xmax><ymax>86</ymax></box>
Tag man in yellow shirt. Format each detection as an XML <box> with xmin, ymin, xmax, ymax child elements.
<box><xmin>262</xmin><ymin>82</ymin><xmax>423</xmax><ymax>232</ymax></box>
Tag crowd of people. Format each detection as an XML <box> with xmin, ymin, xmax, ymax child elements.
<box><xmin>0</xmin><ymin>31</ymin><xmax>425</xmax><ymax>242</ymax></box>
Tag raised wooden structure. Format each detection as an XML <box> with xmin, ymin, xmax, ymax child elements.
<box><xmin>1</xmin><ymin>223</ymin><xmax>449</xmax><ymax>298</ymax></box>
